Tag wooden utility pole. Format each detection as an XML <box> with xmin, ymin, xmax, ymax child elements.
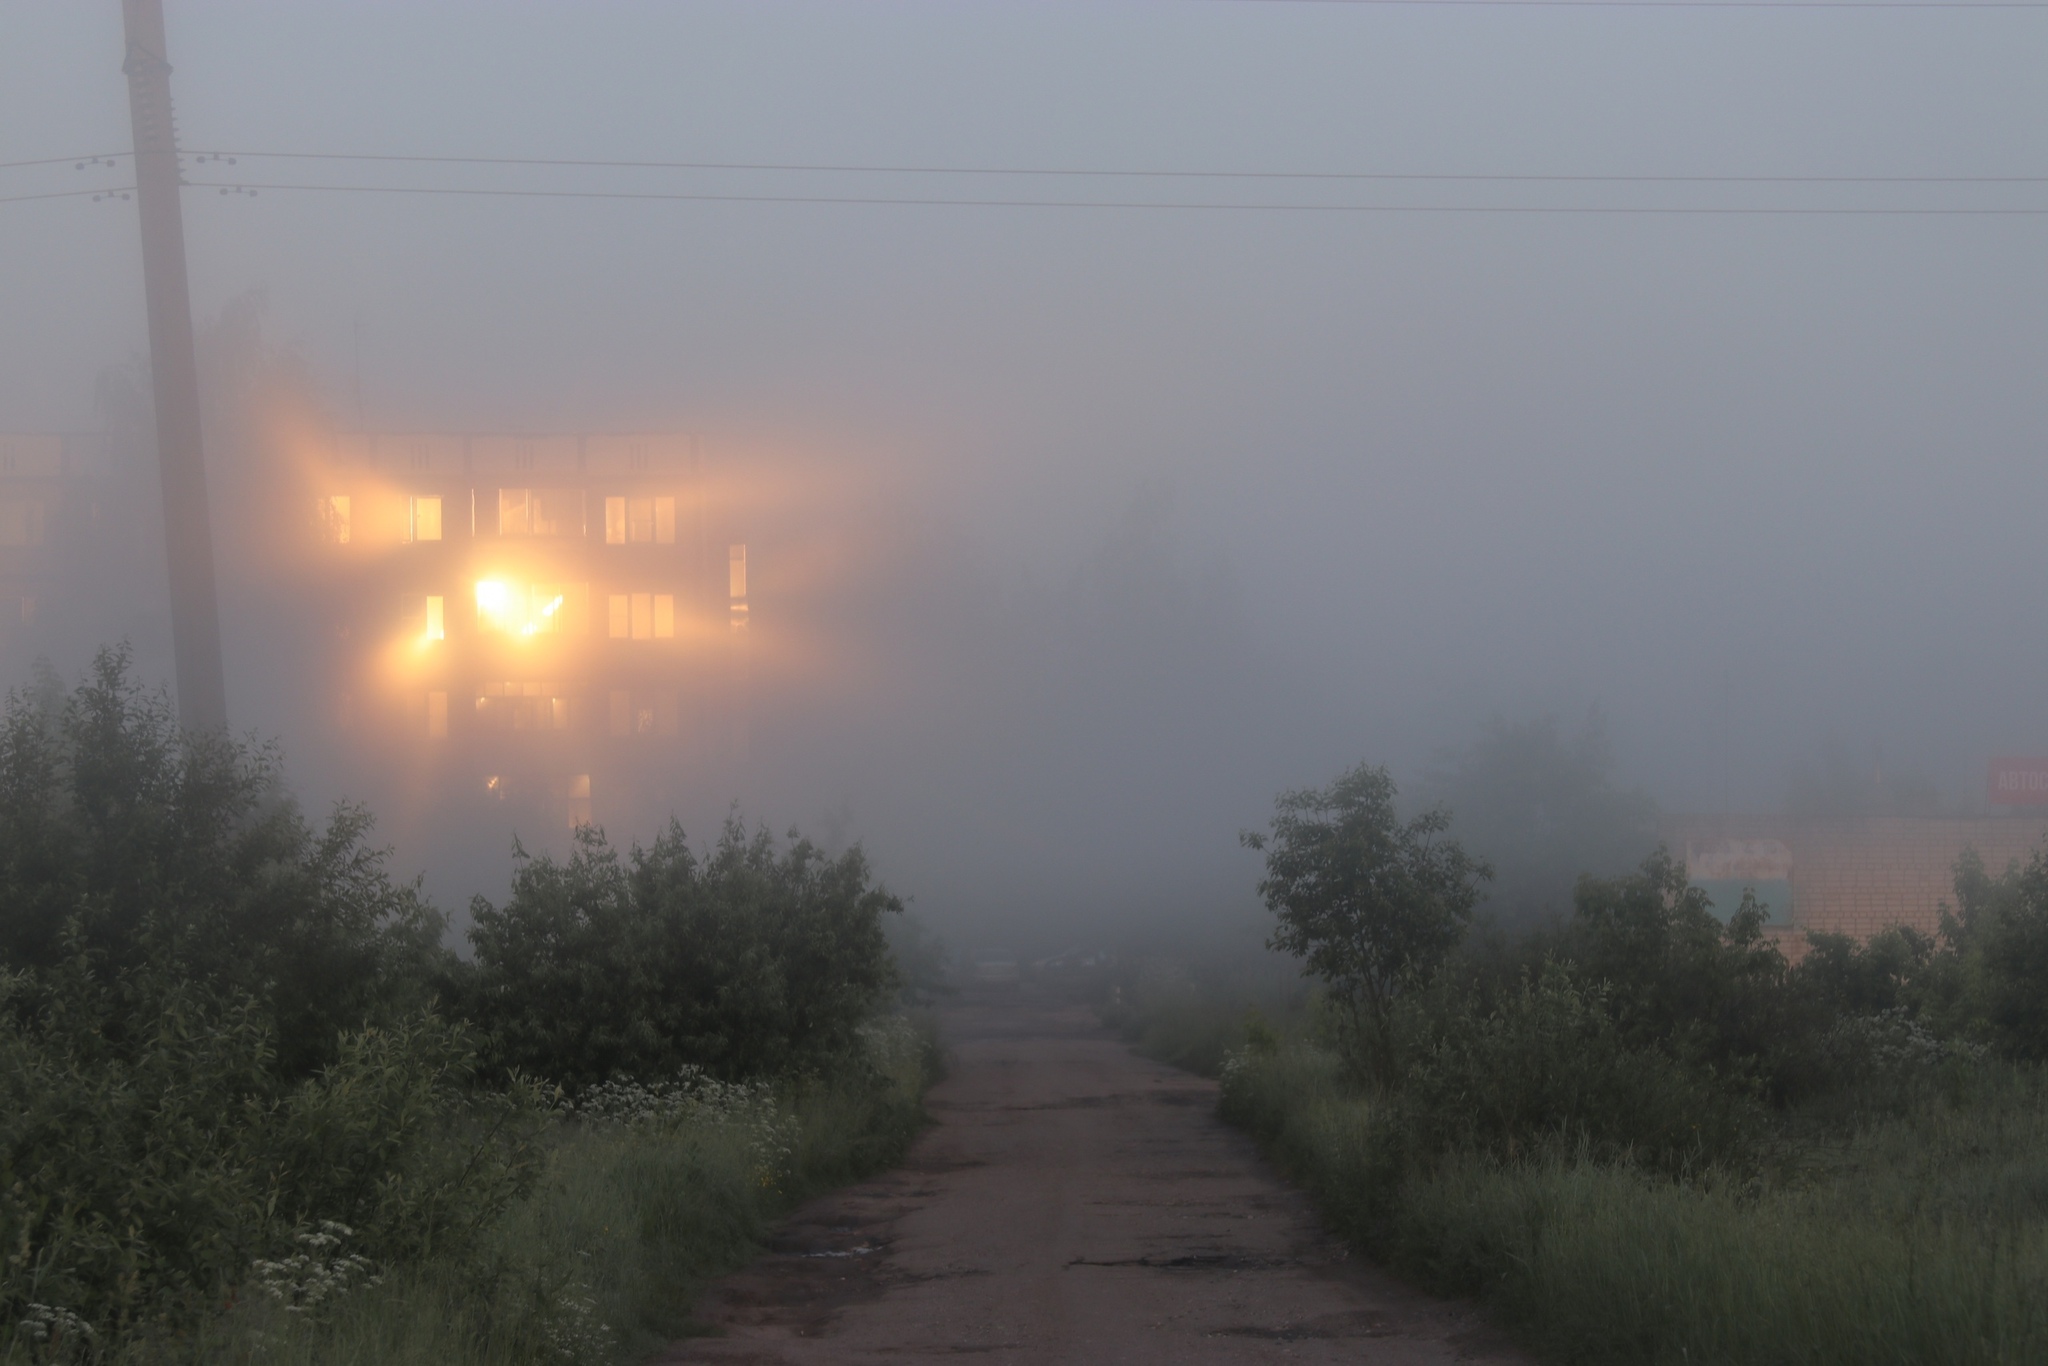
<box><xmin>121</xmin><ymin>0</ymin><xmax>228</xmax><ymax>733</ymax></box>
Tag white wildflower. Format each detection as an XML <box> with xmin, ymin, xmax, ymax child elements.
<box><xmin>16</xmin><ymin>1302</ymin><xmax>96</xmax><ymax>1351</ymax></box>
<box><xmin>538</xmin><ymin>1290</ymin><xmax>615</xmax><ymax>1365</ymax></box>
<box><xmin>251</xmin><ymin>1221</ymin><xmax>382</xmax><ymax>1315</ymax></box>
<box><xmin>575</xmin><ymin>1067</ymin><xmax>798</xmax><ymax>1188</ymax></box>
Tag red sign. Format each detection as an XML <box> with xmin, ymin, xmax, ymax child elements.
<box><xmin>1988</xmin><ymin>757</ymin><xmax>2048</xmax><ymax>805</ymax></box>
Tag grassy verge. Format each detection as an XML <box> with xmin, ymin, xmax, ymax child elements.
<box><xmin>1220</xmin><ymin>1039</ymin><xmax>2048</xmax><ymax>1366</ymax></box>
<box><xmin>139</xmin><ymin>1017</ymin><xmax>939</xmax><ymax>1366</ymax></box>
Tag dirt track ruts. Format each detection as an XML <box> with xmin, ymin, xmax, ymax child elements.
<box><xmin>658</xmin><ymin>981</ymin><xmax>1529</xmax><ymax>1364</ymax></box>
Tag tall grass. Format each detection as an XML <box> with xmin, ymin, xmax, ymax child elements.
<box><xmin>1222</xmin><ymin>1040</ymin><xmax>2048</xmax><ymax>1366</ymax></box>
<box><xmin>20</xmin><ymin>1018</ymin><xmax>938</xmax><ymax>1366</ymax></box>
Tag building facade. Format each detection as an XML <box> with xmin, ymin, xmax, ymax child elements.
<box><xmin>1664</xmin><ymin>814</ymin><xmax>2048</xmax><ymax>950</ymax></box>
<box><xmin>305</xmin><ymin>432</ymin><xmax>748</xmax><ymax>832</ymax></box>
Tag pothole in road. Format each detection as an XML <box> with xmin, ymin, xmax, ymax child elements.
<box><xmin>1210</xmin><ymin>1310</ymin><xmax>1397</xmax><ymax>1341</ymax></box>
<box><xmin>1065</xmin><ymin>1252</ymin><xmax>1293</xmax><ymax>1272</ymax></box>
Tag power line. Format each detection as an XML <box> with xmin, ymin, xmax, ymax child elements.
<box><xmin>0</xmin><ymin>153</ymin><xmax>126</xmax><ymax>171</ymax></box>
<box><xmin>0</xmin><ymin>185</ymin><xmax>133</xmax><ymax>204</ymax></box>
<box><xmin>177</xmin><ymin>179</ymin><xmax>2048</xmax><ymax>213</ymax></box>
<box><xmin>177</xmin><ymin>150</ymin><xmax>2048</xmax><ymax>185</ymax></box>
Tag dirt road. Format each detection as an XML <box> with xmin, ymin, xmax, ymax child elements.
<box><xmin>660</xmin><ymin>982</ymin><xmax>1527</xmax><ymax>1364</ymax></box>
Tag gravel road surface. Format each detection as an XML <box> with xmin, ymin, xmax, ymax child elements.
<box><xmin>659</xmin><ymin>981</ymin><xmax>1528</xmax><ymax>1364</ymax></box>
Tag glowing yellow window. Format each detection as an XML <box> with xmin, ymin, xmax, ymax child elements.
<box><xmin>412</xmin><ymin>496</ymin><xmax>442</xmax><ymax>542</ymax></box>
<box><xmin>322</xmin><ymin>495</ymin><xmax>350</xmax><ymax>544</ymax></box>
<box><xmin>629</xmin><ymin>496</ymin><xmax>654</xmax><ymax>544</ymax></box>
<box><xmin>424</xmin><ymin>595</ymin><xmax>445</xmax><ymax>641</ymax></box>
<box><xmin>427</xmin><ymin>691</ymin><xmax>448</xmax><ymax>738</ymax></box>
<box><xmin>653</xmin><ymin>594</ymin><xmax>674</xmax><ymax>639</ymax></box>
<box><xmin>528</xmin><ymin>585</ymin><xmax>568</xmax><ymax>635</ymax></box>
<box><xmin>655</xmin><ymin>496</ymin><xmax>676</xmax><ymax>544</ymax></box>
<box><xmin>728</xmin><ymin>544</ymin><xmax>747</xmax><ymax>599</ymax></box>
<box><xmin>604</xmin><ymin>497</ymin><xmax>626</xmax><ymax>545</ymax></box>
<box><xmin>607</xmin><ymin>594</ymin><xmax>629</xmax><ymax>639</ymax></box>
<box><xmin>630</xmin><ymin>592</ymin><xmax>653</xmax><ymax>641</ymax></box>
<box><xmin>476</xmin><ymin>580</ymin><xmax>514</xmax><ymax>630</ymax></box>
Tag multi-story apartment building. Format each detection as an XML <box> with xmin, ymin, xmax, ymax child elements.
<box><xmin>305</xmin><ymin>432</ymin><xmax>749</xmax><ymax>832</ymax></box>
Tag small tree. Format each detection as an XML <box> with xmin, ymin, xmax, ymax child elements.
<box><xmin>1243</xmin><ymin>763</ymin><xmax>1489</xmax><ymax>1084</ymax></box>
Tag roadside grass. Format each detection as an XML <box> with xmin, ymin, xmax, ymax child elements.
<box><xmin>1221</xmin><ymin>1039</ymin><xmax>2048</xmax><ymax>1366</ymax></box>
<box><xmin>144</xmin><ymin>1017</ymin><xmax>939</xmax><ymax>1366</ymax></box>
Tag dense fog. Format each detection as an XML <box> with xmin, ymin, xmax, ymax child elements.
<box><xmin>3</xmin><ymin>1</ymin><xmax>2045</xmax><ymax>954</ymax></box>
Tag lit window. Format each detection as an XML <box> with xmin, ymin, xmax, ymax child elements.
<box><xmin>424</xmin><ymin>595</ymin><xmax>445</xmax><ymax>641</ymax></box>
<box><xmin>628</xmin><ymin>496</ymin><xmax>654</xmax><ymax>544</ymax></box>
<box><xmin>608</xmin><ymin>689</ymin><xmax>631</xmax><ymax>736</ymax></box>
<box><xmin>412</xmin><ymin>496</ymin><xmax>442</xmax><ymax>542</ymax></box>
<box><xmin>655</xmin><ymin>496</ymin><xmax>676</xmax><ymax>544</ymax></box>
<box><xmin>476</xmin><ymin>579</ymin><xmax>515</xmax><ymax>630</ymax></box>
<box><xmin>607</xmin><ymin>594</ymin><xmax>629</xmax><ymax>639</ymax></box>
<box><xmin>654</xmin><ymin>594</ymin><xmax>674</xmax><ymax>639</ymax></box>
<box><xmin>534</xmin><ymin>489</ymin><xmax>583</xmax><ymax>537</ymax></box>
<box><xmin>497</xmin><ymin>488</ymin><xmax>530</xmax><ymax>535</ymax></box>
<box><xmin>728</xmin><ymin>544</ymin><xmax>747</xmax><ymax>599</ymax></box>
<box><xmin>567</xmin><ymin>773</ymin><xmax>592</xmax><ymax>829</ymax></box>
<box><xmin>500</xmin><ymin>488</ymin><xmax>583</xmax><ymax>536</ymax></box>
<box><xmin>0</xmin><ymin>499</ymin><xmax>46</xmax><ymax>547</ymax></box>
<box><xmin>630</xmin><ymin>592</ymin><xmax>652</xmax><ymax>641</ymax></box>
<box><xmin>475</xmin><ymin>680</ymin><xmax>570</xmax><ymax>730</ymax></box>
<box><xmin>529</xmin><ymin>584</ymin><xmax>568</xmax><ymax>635</ymax></box>
<box><xmin>320</xmin><ymin>495</ymin><xmax>350</xmax><ymax>544</ymax></box>
<box><xmin>475</xmin><ymin>581</ymin><xmax>574</xmax><ymax>636</ymax></box>
<box><xmin>427</xmin><ymin>691</ymin><xmax>448</xmax><ymax>738</ymax></box>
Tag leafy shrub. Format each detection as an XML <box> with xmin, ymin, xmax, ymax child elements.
<box><xmin>1938</xmin><ymin>846</ymin><xmax>2048</xmax><ymax>1059</ymax></box>
<box><xmin>0</xmin><ymin>648</ymin><xmax>451</xmax><ymax>1077</ymax></box>
<box><xmin>0</xmin><ymin>962</ymin><xmax>548</xmax><ymax>1352</ymax></box>
<box><xmin>1389</xmin><ymin>966</ymin><xmax>1761</xmax><ymax>1177</ymax></box>
<box><xmin>1559</xmin><ymin>849</ymin><xmax>1789</xmax><ymax>1080</ymax></box>
<box><xmin>463</xmin><ymin>819</ymin><xmax>901</xmax><ymax>1087</ymax></box>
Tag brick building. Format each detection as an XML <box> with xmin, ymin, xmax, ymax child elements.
<box><xmin>1663</xmin><ymin>814</ymin><xmax>2048</xmax><ymax>949</ymax></box>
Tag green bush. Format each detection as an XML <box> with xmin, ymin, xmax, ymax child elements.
<box><xmin>0</xmin><ymin>962</ymin><xmax>548</xmax><ymax>1354</ymax></box>
<box><xmin>1390</xmin><ymin>967</ymin><xmax>1760</xmax><ymax>1177</ymax></box>
<box><xmin>0</xmin><ymin>649</ymin><xmax>451</xmax><ymax>1078</ymax></box>
<box><xmin>0</xmin><ymin>652</ymin><xmax>935</xmax><ymax>1363</ymax></box>
<box><xmin>462</xmin><ymin>820</ymin><xmax>902</xmax><ymax>1088</ymax></box>
<box><xmin>1210</xmin><ymin>754</ymin><xmax>2048</xmax><ymax>1364</ymax></box>
<box><xmin>189</xmin><ymin>1017</ymin><xmax>940</xmax><ymax>1366</ymax></box>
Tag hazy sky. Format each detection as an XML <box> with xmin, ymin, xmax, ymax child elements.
<box><xmin>4</xmin><ymin>1</ymin><xmax>2046</xmax><ymax>948</ymax></box>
